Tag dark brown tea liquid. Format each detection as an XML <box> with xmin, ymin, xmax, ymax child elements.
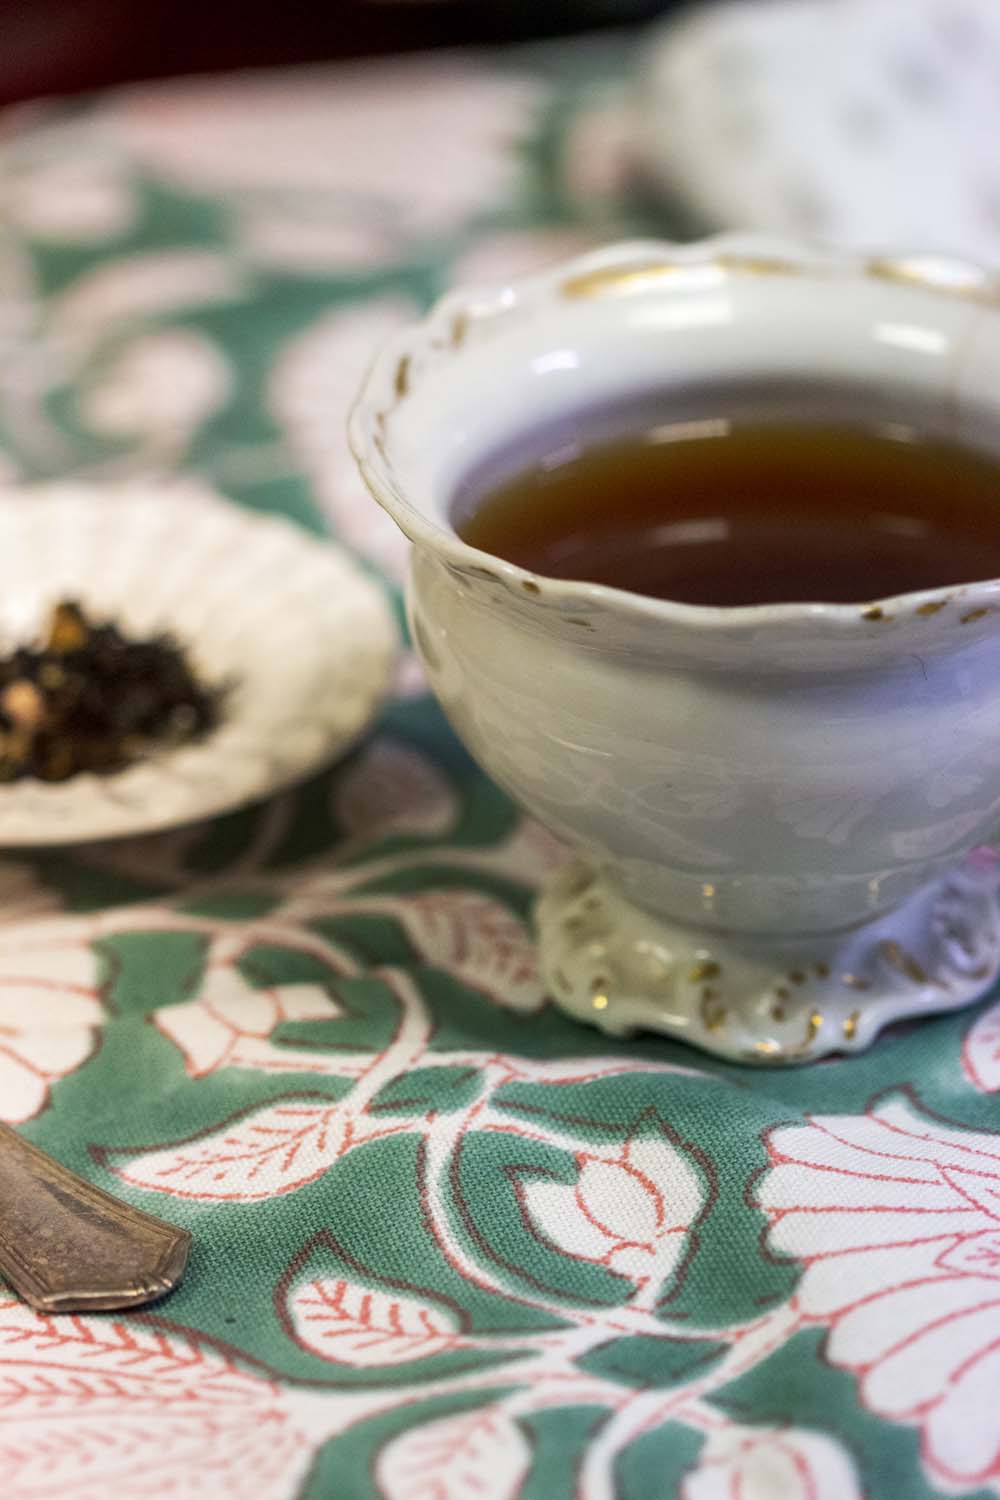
<box><xmin>454</xmin><ymin>419</ymin><xmax>1000</xmax><ymax>607</ymax></box>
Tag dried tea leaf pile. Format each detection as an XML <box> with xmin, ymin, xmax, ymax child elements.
<box><xmin>0</xmin><ymin>601</ymin><xmax>224</xmax><ymax>782</ymax></box>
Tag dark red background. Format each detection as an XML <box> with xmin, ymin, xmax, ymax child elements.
<box><xmin>0</xmin><ymin>1</ymin><xmax>670</xmax><ymax>105</ymax></box>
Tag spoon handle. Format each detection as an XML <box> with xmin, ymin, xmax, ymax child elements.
<box><xmin>0</xmin><ymin>1122</ymin><xmax>190</xmax><ymax>1313</ymax></box>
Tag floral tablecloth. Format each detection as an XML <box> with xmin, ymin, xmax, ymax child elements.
<box><xmin>1</xmin><ymin>38</ymin><xmax>1000</xmax><ymax>1500</ymax></box>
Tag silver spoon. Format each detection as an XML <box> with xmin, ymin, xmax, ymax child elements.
<box><xmin>0</xmin><ymin>1122</ymin><xmax>190</xmax><ymax>1312</ymax></box>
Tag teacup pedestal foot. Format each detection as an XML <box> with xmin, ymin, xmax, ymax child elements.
<box><xmin>536</xmin><ymin>855</ymin><xmax>1000</xmax><ymax>1064</ymax></box>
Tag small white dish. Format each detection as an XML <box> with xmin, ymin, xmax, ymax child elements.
<box><xmin>0</xmin><ymin>481</ymin><xmax>397</xmax><ymax>845</ymax></box>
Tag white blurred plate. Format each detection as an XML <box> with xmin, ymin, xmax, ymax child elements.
<box><xmin>638</xmin><ymin>0</ymin><xmax>1000</xmax><ymax>261</ymax></box>
<box><xmin>0</xmin><ymin>481</ymin><xmax>398</xmax><ymax>845</ymax></box>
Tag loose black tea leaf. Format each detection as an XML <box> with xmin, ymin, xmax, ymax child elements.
<box><xmin>0</xmin><ymin>601</ymin><xmax>226</xmax><ymax>782</ymax></box>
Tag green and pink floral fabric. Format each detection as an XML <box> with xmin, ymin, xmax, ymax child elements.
<box><xmin>1</xmin><ymin>40</ymin><xmax>999</xmax><ymax>1500</ymax></box>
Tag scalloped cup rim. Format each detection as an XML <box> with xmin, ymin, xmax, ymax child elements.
<box><xmin>350</xmin><ymin>233</ymin><xmax>1000</xmax><ymax>636</ymax></box>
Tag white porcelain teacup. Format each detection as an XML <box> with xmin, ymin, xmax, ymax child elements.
<box><xmin>350</xmin><ymin>236</ymin><xmax>1000</xmax><ymax>1064</ymax></box>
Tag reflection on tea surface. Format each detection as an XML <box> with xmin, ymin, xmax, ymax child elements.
<box><xmin>456</xmin><ymin>416</ymin><xmax>1000</xmax><ymax>607</ymax></box>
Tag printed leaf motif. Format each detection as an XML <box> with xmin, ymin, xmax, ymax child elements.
<box><xmin>963</xmin><ymin>997</ymin><xmax>1000</xmax><ymax>1091</ymax></box>
<box><xmin>448</xmin><ymin>229</ymin><xmax>599</xmax><ymax>289</ymax></box>
<box><xmin>494</xmin><ymin>818</ymin><xmax>568</xmax><ymax>880</ymax></box>
<box><xmin>239</xmin><ymin>202</ymin><xmax>401</xmax><ymax>274</ymax></box>
<box><xmin>154</xmin><ymin>955</ymin><xmax>363</xmax><ymax>1079</ymax></box>
<box><xmin>79</xmin><ymin>329</ymin><xmax>230</xmax><ymax>453</ymax></box>
<box><xmin>112</xmin><ymin>63</ymin><xmax>542</xmax><ymax>234</ymax></box>
<box><xmin>101</xmin><ymin>1094</ymin><xmax>400</xmax><ymax>1202</ymax></box>
<box><xmin>0</xmin><ymin>1296</ymin><xmax>314</xmax><ymax>1500</ymax></box>
<box><xmin>758</xmin><ymin>1092</ymin><xmax>1000</xmax><ymax>1492</ymax></box>
<box><xmin>6</xmin><ymin>157</ymin><xmax>136</xmax><ymax>242</ymax></box>
<box><xmin>370</xmin><ymin>1065</ymin><xmax>482</xmax><ymax>1117</ymax></box>
<box><xmin>561</xmin><ymin>98</ymin><xmax>636</xmax><ymax>210</ymax></box>
<box><xmin>518</xmin><ymin>1114</ymin><xmax>706</xmax><ymax>1302</ymax></box>
<box><xmin>578</xmin><ymin>1332</ymin><xmax>726</xmax><ymax>1390</ymax></box>
<box><xmin>270</xmin><ymin>300</ymin><xmax>417</xmax><ymax>579</ymax></box>
<box><xmin>399</xmin><ymin>890</ymin><xmax>545</xmax><ymax>1012</ymax></box>
<box><xmin>52</xmin><ymin>250</ymin><xmax>244</xmax><ymax>347</ymax></box>
<box><xmin>335</xmin><ymin>739</ymin><xmax>457</xmax><ymax>842</ymax></box>
<box><xmin>0</xmin><ymin>924</ymin><xmax>102</xmax><ymax>1124</ymax></box>
<box><xmin>375</xmin><ymin>1405</ymin><xmax>530</xmax><ymax>1500</ymax></box>
<box><xmin>289</xmin><ymin>1275</ymin><xmax>469</xmax><ymax>1366</ymax></box>
<box><xmin>682</xmin><ymin>1425</ymin><xmax>862</xmax><ymax>1500</ymax></box>
<box><xmin>500</xmin><ymin>1054</ymin><xmax>712</xmax><ymax>1087</ymax></box>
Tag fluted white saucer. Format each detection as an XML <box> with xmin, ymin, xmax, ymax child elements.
<box><xmin>0</xmin><ymin>480</ymin><xmax>397</xmax><ymax>844</ymax></box>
